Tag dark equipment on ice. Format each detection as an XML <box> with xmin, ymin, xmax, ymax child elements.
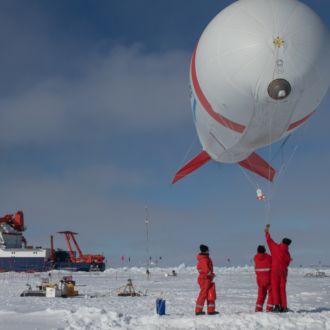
<box><xmin>304</xmin><ymin>270</ymin><xmax>329</xmax><ymax>278</ymax></box>
<box><xmin>165</xmin><ymin>270</ymin><xmax>177</xmax><ymax>277</ymax></box>
<box><xmin>20</xmin><ymin>283</ymin><xmax>47</xmax><ymax>297</ymax></box>
<box><xmin>20</xmin><ymin>276</ymin><xmax>79</xmax><ymax>298</ymax></box>
<box><xmin>20</xmin><ymin>277</ymin><xmax>59</xmax><ymax>297</ymax></box>
<box><xmin>116</xmin><ymin>279</ymin><xmax>145</xmax><ymax>297</ymax></box>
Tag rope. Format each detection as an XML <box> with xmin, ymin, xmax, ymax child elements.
<box><xmin>239</xmin><ymin>166</ymin><xmax>259</xmax><ymax>190</ymax></box>
<box><xmin>179</xmin><ymin>135</ymin><xmax>199</xmax><ymax>169</ymax></box>
<box><xmin>271</xmin><ymin>134</ymin><xmax>291</xmax><ymax>162</ymax></box>
<box><xmin>270</xmin><ymin>144</ymin><xmax>299</xmax><ymax>198</ymax></box>
<box><xmin>170</xmin><ymin>133</ymin><xmax>198</xmax><ymax>188</ymax></box>
<box><xmin>265</xmin><ymin>107</ymin><xmax>274</xmax><ymax>225</ymax></box>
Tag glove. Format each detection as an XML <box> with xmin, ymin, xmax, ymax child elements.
<box><xmin>265</xmin><ymin>224</ymin><xmax>270</xmax><ymax>233</ymax></box>
<box><xmin>207</xmin><ymin>272</ymin><xmax>215</xmax><ymax>280</ymax></box>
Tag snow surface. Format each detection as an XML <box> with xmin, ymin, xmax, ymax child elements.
<box><xmin>1</xmin><ymin>266</ymin><xmax>330</xmax><ymax>329</ymax></box>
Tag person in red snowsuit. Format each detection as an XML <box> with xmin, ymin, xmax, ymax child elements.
<box><xmin>254</xmin><ymin>245</ymin><xmax>273</xmax><ymax>312</ymax></box>
<box><xmin>195</xmin><ymin>245</ymin><xmax>219</xmax><ymax>315</ymax></box>
<box><xmin>265</xmin><ymin>224</ymin><xmax>292</xmax><ymax>312</ymax></box>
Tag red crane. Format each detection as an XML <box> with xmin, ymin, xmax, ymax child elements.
<box><xmin>57</xmin><ymin>231</ymin><xmax>105</xmax><ymax>264</ymax></box>
<box><xmin>0</xmin><ymin>211</ymin><xmax>25</xmax><ymax>232</ymax></box>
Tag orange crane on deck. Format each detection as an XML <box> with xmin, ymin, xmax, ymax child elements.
<box><xmin>56</xmin><ymin>231</ymin><xmax>105</xmax><ymax>266</ymax></box>
<box><xmin>0</xmin><ymin>211</ymin><xmax>25</xmax><ymax>232</ymax></box>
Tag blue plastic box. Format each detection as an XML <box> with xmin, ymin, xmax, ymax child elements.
<box><xmin>156</xmin><ymin>298</ymin><xmax>166</xmax><ymax>315</ymax></box>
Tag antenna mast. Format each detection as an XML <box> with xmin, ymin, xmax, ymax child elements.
<box><xmin>145</xmin><ymin>206</ymin><xmax>150</xmax><ymax>270</ymax></box>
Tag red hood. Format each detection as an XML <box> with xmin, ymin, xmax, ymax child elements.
<box><xmin>197</xmin><ymin>253</ymin><xmax>209</xmax><ymax>262</ymax></box>
<box><xmin>255</xmin><ymin>253</ymin><xmax>268</xmax><ymax>261</ymax></box>
<box><xmin>280</xmin><ymin>243</ymin><xmax>289</xmax><ymax>252</ymax></box>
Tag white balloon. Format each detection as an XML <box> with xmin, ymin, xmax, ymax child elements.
<box><xmin>191</xmin><ymin>0</ymin><xmax>330</xmax><ymax>164</ymax></box>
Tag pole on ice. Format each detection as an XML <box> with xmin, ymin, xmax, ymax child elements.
<box><xmin>145</xmin><ymin>206</ymin><xmax>151</xmax><ymax>279</ymax></box>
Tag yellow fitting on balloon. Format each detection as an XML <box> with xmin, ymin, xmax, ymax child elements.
<box><xmin>273</xmin><ymin>36</ymin><xmax>285</xmax><ymax>48</ymax></box>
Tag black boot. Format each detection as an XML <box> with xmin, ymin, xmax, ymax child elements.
<box><xmin>195</xmin><ymin>311</ymin><xmax>206</xmax><ymax>316</ymax></box>
<box><xmin>281</xmin><ymin>307</ymin><xmax>289</xmax><ymax>313</ymax></box>
<box><xmin>208</xmin><ymin>311</ymin><xmax>219</xmax><ymax>315</ymax></box>
<box><xmin>272</xmin><ymin>305</ymin><xmax>281</xmax><ymax>313</ymax></box>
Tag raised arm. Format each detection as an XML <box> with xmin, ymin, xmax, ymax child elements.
<box><xmin>265</xmin><ymin>224</ymin><xmax>278</xmax><ymax>251</ymax></box>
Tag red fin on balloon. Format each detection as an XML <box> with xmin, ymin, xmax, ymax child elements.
<box><xmin>172</xmin><ymin>151</ymin><xmax>211</xmax><ymax>184</ymax></box>
<box><xmin>238</xmin><ymin>152</ymin><xmax>276</xmax><ymax>182</ymax></box>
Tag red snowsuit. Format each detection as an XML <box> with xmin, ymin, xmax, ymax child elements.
<box><xmin>254</xmin><ymin>252</ymin><xmax>273</xmax><ymax>311</ymax></box>
<box><xmin>195</xmin><ymin>253</ymin><xmax>217</xmax><ymax>314</ymax></box>
<box><xmin>266</xmin><ymin>232</ymin><xmax>291</xmax><ymax>309</ymax></box>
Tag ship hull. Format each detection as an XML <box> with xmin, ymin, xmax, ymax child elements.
<box><xmin>0</xmin><ymin>258</ymin><xmax>105</xmax><ymax>272</ymax></box>
<box><xmin>54</xmin><ymin>261</ymin><xmax>105</xmax><ymax>272</ymax></box>
<box><xmin>0</xmin><ymin>257</ymin><xmax>52</xmax><ymax>272</ymax></box>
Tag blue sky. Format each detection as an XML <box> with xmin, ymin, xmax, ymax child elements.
<box><xmin>0</xmin><ymin>0</ymin><xmax>329</xmax><ymax>267</ymax></box>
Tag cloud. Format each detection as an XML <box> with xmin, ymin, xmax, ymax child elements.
<box><xmin>0</xmin><ymin>164</ymin><xmax>144</xmax><ymax>245</ymax></box>
<box><xmin>0</xmin><ymin>45</ymin><xmax>190</xmax><ymax>147</ymax></box>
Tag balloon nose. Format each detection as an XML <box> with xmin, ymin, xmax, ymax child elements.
<box><xmin>267</xmin><ymin>79</ymin><xmax>291</xmax><ymax>100</ymax></box>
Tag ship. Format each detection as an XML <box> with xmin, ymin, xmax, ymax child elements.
<box><xmin>0</xmin><ymin>211</ymin><xmax>105</xmax><ymax>272</ymax></box>
<box><xmin>0</xmin><ymin>211</ymin><xmax>51</xmax><ymax>272</ymax></box>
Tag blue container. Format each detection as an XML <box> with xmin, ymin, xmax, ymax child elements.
<box><xmin>156</xmin><ymin>298</ymin><xmax>166</xmax><ymax>316</ymax></box>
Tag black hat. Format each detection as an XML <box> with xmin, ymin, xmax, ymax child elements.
<box><xmin>200</xmin><ymin>244</ymin><xmax>209</xmax><ymax>253</ymax></box>
<box><xmin>257</xmin><ymin>245</ymin><xmax>266</xmax><ymax>253</ymax></box>
<box><xmin>282</xmin><ymin>238</ymin><xmax>292</xmax><ymax>246</ymax></box>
